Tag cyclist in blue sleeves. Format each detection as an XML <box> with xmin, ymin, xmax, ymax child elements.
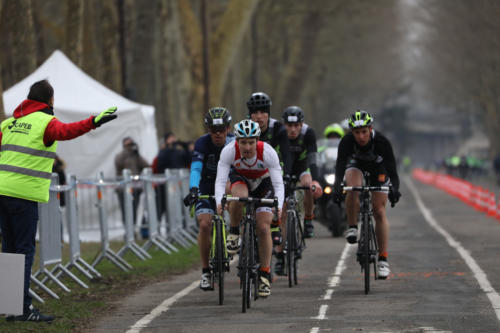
<box><xmin>184</xmin><ymin>107</ymin><xmax>234</xmax><ymax>290</ymax></box>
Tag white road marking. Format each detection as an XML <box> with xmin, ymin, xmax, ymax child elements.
<box><xmin>406</xmin><ymin>176</ymin><xmax>500</xmax><ymax>323</ymax></box>
<box><xmin>126</xmin><ymin>280</ymin><xmax>199</xmax><ymax>333</ymax></box>
<box><xmin>127</xmin><ymin>256</ymin><xmax>239</xmax><ymax>332</ymax></box>
<box><xmin>322</xmin><ymin>289</ymin><xmax>333</xmax><ymax>300</ymax></box>
<box><xmin>311</xmin><ymin>304</ymin><xmax>328</xmax><ymax>320</ymax></box>
<box><xmin>310</xmin><ymin>242</ymin><xmax>353</xmax><ymax>332</ymax></box>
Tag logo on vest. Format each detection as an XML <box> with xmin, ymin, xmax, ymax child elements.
<box><xmin>8</xmin><ymin>119</ymin><xmax>32</xmax><ymax>134</ymax></box>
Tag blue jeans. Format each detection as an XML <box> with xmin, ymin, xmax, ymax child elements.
<box><xmin>0</xmin><ymin>195</ymin><xmax>38</xmax><ymax>311</ymax></box>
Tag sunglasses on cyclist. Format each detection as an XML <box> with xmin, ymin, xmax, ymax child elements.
<box><xmin>209</xmin><ymin>126</ymin><xmax>227</xmax><ymax>134</ymax></box>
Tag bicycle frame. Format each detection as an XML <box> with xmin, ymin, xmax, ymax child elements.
<box><xmin>343</xmin><ymin>173</ymin><xmax>389</xmax><ymax>294</ymax></box>
<box><xmin>284</xmin><ymin>178</ymin><xmax>309</xmax><ymax>287</ymax></box>
<box><xmin>196</xmin><ymin>195</ymin><xmax>230</xmax><ymax>305</ymax></box>
<box><xmin>223</xmin><ymin>195</ymin><xmax>278</xmax><ymax>313</ymax></box>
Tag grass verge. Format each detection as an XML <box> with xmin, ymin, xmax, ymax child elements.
<box><xmin>0</xmin><ymin>240</ymin><xmax>200</xmax><ymax>333</ymax></box>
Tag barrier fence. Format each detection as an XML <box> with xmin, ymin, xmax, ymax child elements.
<box><xmin>412</xmin><ymin>168</ymin><xmax>500</xmax><ymax>221</ymax></box>
<box><xmin>30</xmin><ymin>167</ymin><xmax>197</xmax><ymax>303</ymax></box>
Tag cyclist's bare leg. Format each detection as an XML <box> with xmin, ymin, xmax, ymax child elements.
<box><xmin>372</xmin><ymin>192</ymin><xmax>389</xmax><ymax>256</ymax></box>
<box><xmin>197</xmin><ymin>213</ymin><xmax>213</xmax><ymax>268</ymax></box>
<box><xmin>256</xmin><ymin>211</ymin><xmax>273</xmax><ymax>268</ymax></box>
<box><xmin>229</xmin><ymin>183</ymin><xmax>248</xmax><ymax>229</ymax></box>
<box><xmin>301</xmin><ymin>173</ymin><xmax>314</xmax><ymax>216</ymax></box>
<box><xmin>345</xmin><ymin>168</ymin><xmax>363</xmax><ymax>227</ymax></box>
<box><xmin>275</xmin><ymin>202</ymin><xmax>288</xmax><ymax>253</ymax></box>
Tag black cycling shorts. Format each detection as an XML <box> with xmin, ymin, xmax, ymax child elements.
<box><xmin>345</xmin><ymin>157</ymin><xmax>390</xmax><ymax>188</ymax></box>
<box><xmin>229</xmin><ymin>170</ymin><xmax>275</xmax><ymax>209</ymax></box>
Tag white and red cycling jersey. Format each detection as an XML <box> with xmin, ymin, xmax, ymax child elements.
<box><xmin>215</xmin><ymin>140</ymin><xmax>284</xmax><ymax>209</ymax></box>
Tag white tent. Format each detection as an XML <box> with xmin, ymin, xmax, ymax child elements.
<box><xmin>2</xmin><ymin>50</ymin><xmax>158</xmax><ymax>179</ymax></box>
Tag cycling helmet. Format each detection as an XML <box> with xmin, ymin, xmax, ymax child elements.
<box><xmin>246</xmin><ymin>92</ymin><xmax>272</xmax><ymax>113</ymax></box>
<box><xmin>204</xmin><ymin>107</ymin><xmax>232</xmax><ymax>127</ymax></box>
<box><xmin>282</xmin><ymin>106</ymin><xmax>305</xmax><ymax>124</ymax></box>
<box><xmin>234</xmin><ymin>119</ymin><xmax>261</xmax><ymax>138</ymax></box>
<box><xmin>323</xmin><ymin>123</ymin><xmax>345</xmax><ymax>138</ymax></box>
<box><xmin>348</xmin><ymin>110</ymin><xmax>373</xmax><ymax>129</ymax></box>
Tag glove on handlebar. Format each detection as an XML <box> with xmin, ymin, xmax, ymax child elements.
<box><xmin>388</xmin><ymin>189</ymin><xmax>401</xmax><ymax>207</ymax></box>
<box><xmin>332</xmin><ymin>183</ymin><xmax>343</xmax><ymax>204</ymax></box>
<box><xmin>93</xmin><ymin>107</ymin><xmax>118</xmax><ymax>127</ymax></box>
<box><xmin>183</xmin><ymin>187</ymin><xmax>199</xmax><ymax>207</ymax></box>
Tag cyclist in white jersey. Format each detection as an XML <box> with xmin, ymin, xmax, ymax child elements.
<box><xmin>215</xmin><ymin>119</ymin><xmax>284</xmax><ymax>298</ymax></box>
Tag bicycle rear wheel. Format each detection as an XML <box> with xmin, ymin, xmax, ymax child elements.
<box><xmin>362</xmin><ymin>214</ymin><xmax>371</xmax><ymax>294</ymax></box>
<box><xmin>286</xmin><ymin>211</ymin><xmax>296</xmax><ymax>288</ymax></box>
<box><xmin>293</xmin><ymin>216</ymin><xmax>302</xmax><ymax>286</ymax></box>
<box><xmin>215</xmin><ymin>218</ymin><xmax>225</xmax><ymax>305</ymax></box>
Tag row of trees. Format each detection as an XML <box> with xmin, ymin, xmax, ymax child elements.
<box><xmin>1</xmin><ymin>0</ymin><xmax>499</xmax><ymax>160</ymax></box>
<box><xmin>0</xmin><ymin>0</ymin><xmax>404</xmax><ymax>139</ymax></box>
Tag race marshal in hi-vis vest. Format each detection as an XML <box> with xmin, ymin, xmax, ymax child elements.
<box><xmin>0</xmin><ymin>112</ymin><xmax>57</xmax><ymax>203</ymax></box>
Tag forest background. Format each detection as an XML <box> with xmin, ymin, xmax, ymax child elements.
<box><xmin>1</xmin><ymin>0</ymin><xmax>500</xmax><ymax>165</ymax></box>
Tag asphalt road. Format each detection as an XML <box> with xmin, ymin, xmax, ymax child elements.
<box><xmin>94</xmin><ymin>175</ymin><xmax>500</xmax><ymax>333</ymax></box>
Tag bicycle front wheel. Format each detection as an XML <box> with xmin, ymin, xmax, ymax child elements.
<box><xmin>362</xmin><ymin>214</ymin><xmax>371</xmax><ymax>294</ymax></box>
<box><xmin>215</xmin><ymin>218</ymin><xmax>225</xmax><ymax>305</ymax></box>
<box><xmin>241</xmin><ymin>223</ymin><xmax>250</xmax><ymax>313</ymax></box>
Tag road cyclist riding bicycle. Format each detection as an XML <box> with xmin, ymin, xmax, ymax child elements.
<box><xmin>183</xmin><ymin>107</ymin><xmax>234</xmax><ymax>291</ymax></box>
<box><xmin>215</xmin><ymin>119</ymin><xmax>284</xmax><ymax>298</ymax></box>
<box><xmin>343</xmin><ymin>172</ymin><xmax>390</xmax><ymax>293</ymax></box>
<box><xmin>246</xmin><ymin>92</ymin><xmax>292</xmax><ymax>248</ymax></box>
<box><xmin>332</xmin><ymin>110</ymin><xmax>401</xmax><ymax>279</ymax></box>
<box><xmin>274</xmin><ymin>106</ymin><xmax>323</xmax><ymax>276</ymax></box>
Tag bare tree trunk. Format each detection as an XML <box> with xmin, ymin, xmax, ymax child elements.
<box><xmin>177</xmin><ymin>0</ymin><xmax>205</xmax><ymax>135</ymax></box>
<box><xmin>208</xmin><ymin>0</ymin><xmax>259</xmax><ymax>106</ymax></box>
<box><xmin>0</xmin><ymin>0</ymin><xmax>37</xmax><ymax>90</ymax></box>
<box><xmin>274</xmin><ymin>11</ymin><xmax>323</xmax><ymax>108</ymax></box>
<box><xmin>65</xmin><ymin>0</ymin><xmax>84</xmax><ymax>67</ymax></box>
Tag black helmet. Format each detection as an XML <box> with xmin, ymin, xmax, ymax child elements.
<box><xmin>247</xmin><ymin>92</ymin><xmax>272</xmax><ymax>113</ymax></box>
<box><xmin>348</xmin><ymin>110</ymin><xmax>373</xmax><ymax>129</ymax></box>
<box><xmin>282</xmin><ymin>106</ymin><xmax>304</xmax><ymax>124</ymax></box>
<box><xmin>204</xmin><ymin>107</ymin><xmax>232</xmax><ymax>127</ymax></box>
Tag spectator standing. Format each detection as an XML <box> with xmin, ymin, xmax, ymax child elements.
<box><xmin>114</xmin><ymin>137</ymin><xmax>149</xmax><ymax>236</ymax></box>
<box><xmin>0</xmin><ymin>79</ymin><xmax>118</xmax><ymax>322</ymax></box>
<box><xmin>155</xmin><ymin>132</ymin><xmax>191</xmax><ymax>219</ymax></box>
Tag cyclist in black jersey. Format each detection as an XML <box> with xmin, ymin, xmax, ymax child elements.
<box><xmin>247</xmin><ymin>92</ymin><xmax>292</xmax><ymax>246</ymax></box>
<box><xmin>332</xmin><ymin>110</ymin><xmax>401</xmax><ymax>279</ymax></box>
<box><xmin>274</xmin><ymin>106</ymin><xmax>323</xmax><ymax>275</ymax></box>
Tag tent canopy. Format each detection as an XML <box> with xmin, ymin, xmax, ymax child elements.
<box><xmin>2</xmin><ymin>50</ymin><xmax>158</xmax><ymax>179</ymax></box>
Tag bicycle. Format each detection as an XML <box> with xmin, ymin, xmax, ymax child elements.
<box><xmin>222</xmin><ymin>195</ymin><xmax>278</xmax><ymax>313</ymax></box>
<box><xmin>187</xmin><ymin>195</ymin><xmax>230</xmax><ymax>305</ymax></box>
<box><xmin>343</xmin><ymin>172</ymin><xmax>390</xmax><ymax>294</ymax></box>
<box><xmin>283</xmin><ymin>176</ymin><xmax>310</xmax><ymax>288</ymax></box>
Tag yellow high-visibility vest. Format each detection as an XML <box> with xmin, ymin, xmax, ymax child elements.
<box><xmin>0</xmin><ymin>112</ymin><xmax>57</xmax><ymax>202</ymax></box>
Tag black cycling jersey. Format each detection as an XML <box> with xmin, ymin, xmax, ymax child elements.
<box><xmin>260</xmin><ymin>118</ymin><xmax>291</xmax><ymax>176</ymax></box>
<box><xmin>287</xmin><ymin>123</ymin><xmax>319</xmax><ymax>181</ymax></box>
<box><xmin>190</xmin><ymin>133</ymin><xmax>235</xmax><ymax>194</ymax></box>
<box><xmin>334</xmin><ymin>130</ymin><xmax>399</xmax><ymax>191</ymax></box>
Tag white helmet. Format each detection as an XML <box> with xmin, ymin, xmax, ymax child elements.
<box><xmin>234</xmin><ymin>119</ymin><xmax>261</xmax><ymax>138</ymax></box>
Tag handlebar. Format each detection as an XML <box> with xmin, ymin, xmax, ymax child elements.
<box><xmin>222</xmin><ymin>195</ymin><xmax>278</xmax><ymax>206</ymax></box>
<box><xmin>342</xmin><ymin>186</ymin><xmax>390</xmax><ymax>192</ymax></box>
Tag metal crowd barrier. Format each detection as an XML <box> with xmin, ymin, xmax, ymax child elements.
<box><xmin>30</xmin><ymin>167</ymin><xmax>197</xmax><ymax>303</ymax></box>
<box><xmin>117</xmin><ymin>169</ymin><xmax>152</xmax><ymax>261</ymax></box>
